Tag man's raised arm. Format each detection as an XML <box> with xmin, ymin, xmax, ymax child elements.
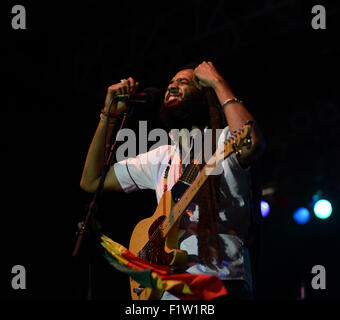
<box><xmin>80</xmin><ymin>77</ymin><xmax>137</xmax><ymax>192</ymax></box>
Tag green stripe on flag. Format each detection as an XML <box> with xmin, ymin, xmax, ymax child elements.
<box><xmin>102</xmin><ymin>245</ymin><xmax>158</xmax><ymax>289</ymax></box>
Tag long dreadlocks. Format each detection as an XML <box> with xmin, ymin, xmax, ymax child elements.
<box><xmin>174</xmin><ymin>63</ymin><xmax>262</xmax><ymax>271</ymax></box>
<box><xmin>173</xmin><ymin>62</ymin><xmax>227</xmax><ymax>266</ymax></box>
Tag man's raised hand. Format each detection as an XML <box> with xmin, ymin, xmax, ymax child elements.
<box><xmin>103</xmin><ymin>77</ymin><xmax>138</xmax><ymax>118</ymax></box>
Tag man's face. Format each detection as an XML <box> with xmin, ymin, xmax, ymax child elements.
<box><xmin>164</xmin><ymin>69</ymin><xmax>197</xmax><ymax>106</ymax></box>
<box><xmin>160</xmin><ymin>69</ymin><xmax>209</xmax><ymax>129</ymax></box>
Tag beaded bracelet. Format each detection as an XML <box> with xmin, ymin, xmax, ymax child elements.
<box><xmin>221</xmin><ymin>98</ymin><xmax>243</xmax><ymax>111</ymax></box>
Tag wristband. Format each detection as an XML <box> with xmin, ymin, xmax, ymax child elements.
<box><xmin>100</xmin><ymin>111</ymin><xmax>117</xmax><ymax>125</ymax></box>
<box><xmin>221</xmin><ymin>98</ymin><xmax>243</xmax><ymax>111</ymax></box>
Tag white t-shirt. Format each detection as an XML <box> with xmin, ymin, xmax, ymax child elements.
<box><xmin>113</xmin><ymin>127</ymin><xmax>253</xmax><ymax>298</ymax></box>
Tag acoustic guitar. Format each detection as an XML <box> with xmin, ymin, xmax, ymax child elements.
<box><xmin>129</xmin><ymin>122</ymin><xmax>253</xmax><ymax>300</ymax></box>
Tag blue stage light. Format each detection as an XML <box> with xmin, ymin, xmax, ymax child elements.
<box><xmin>261</xmin><ymin>200</ymin><xmax>270</xmax><ymax>217</ymax></box>
<box><xmin>313</xmin><ymin>199</ymin><xmax>332</xmax><ymax>219</ymax></box>
<box><xmin>293</xmin><ymin>207</ymin><xmax>310</xmax><ymax>224</ymax></box>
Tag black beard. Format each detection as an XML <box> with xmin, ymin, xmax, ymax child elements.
<box><xmin>159</xmin><ymin>91</ymin><xmax>210</xmax><ymax>130</ymax></box>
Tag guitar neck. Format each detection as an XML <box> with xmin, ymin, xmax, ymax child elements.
<box><xmin>162</xmin><ymin>141</ymin><xmax>234</xmax><ymax>236</ymax></box>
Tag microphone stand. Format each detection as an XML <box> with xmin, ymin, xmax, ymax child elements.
<box><xmin>72</xmin><ymin>98</ymin><xmax>136</xmax><ymax>299</ymax></box>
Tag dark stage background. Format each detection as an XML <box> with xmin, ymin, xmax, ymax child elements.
<box><xmin>1</xmin><ymin>0</ymin><xmax>340</xmax><ymax>302</ymax></box>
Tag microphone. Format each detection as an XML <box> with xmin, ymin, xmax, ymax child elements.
<box><xmin>115</xmin><ymin>87</ymin><xmax>162</xmax><ymax>104</ymax></box>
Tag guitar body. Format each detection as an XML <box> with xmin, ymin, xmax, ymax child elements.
<box><xmin>129</xmin><ymin>189</ymin><xmax>188</xmax><ymax>300</ymax></box>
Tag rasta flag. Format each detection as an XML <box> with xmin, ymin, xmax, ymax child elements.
<box><xmin>100</xmin><ymin>234</ymin><xmax>228</xmax><ymax>300</ymax></box>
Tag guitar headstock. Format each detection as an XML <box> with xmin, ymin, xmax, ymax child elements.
<box><xmin>224</xmin><ymin>121</ymin><xmax>253</xmax><ymax>158</ymax></box>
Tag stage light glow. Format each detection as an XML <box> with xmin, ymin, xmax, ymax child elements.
<box><xmin>261</xmin><ymin>200</ymin><xmax>270</xmax><ymax>217</ymax></box>
<box><xmin>313</xmin><ymin>199</ymin><xmax>332</xmax><ymax>219</ymax></box>
<box><xmin>293</xmin><ymin>207</ymin><xmax>310</xmax><ymax>224</ymax></box>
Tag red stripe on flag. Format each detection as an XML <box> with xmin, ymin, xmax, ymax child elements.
<box><xmin>160</xmin><ymin>273</ymin><xmax>228</xmax><ymax>300</ymax></box>
<box><xmin>121</xmin><ymin>250</ymin><xmax>171</xmax><ymax>275</ymax></box>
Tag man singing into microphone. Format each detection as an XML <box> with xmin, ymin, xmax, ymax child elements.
<box><xmin>80</xmin><ymin>61</ymin><xmax>265</xmax><ymax>300</ymax></box>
